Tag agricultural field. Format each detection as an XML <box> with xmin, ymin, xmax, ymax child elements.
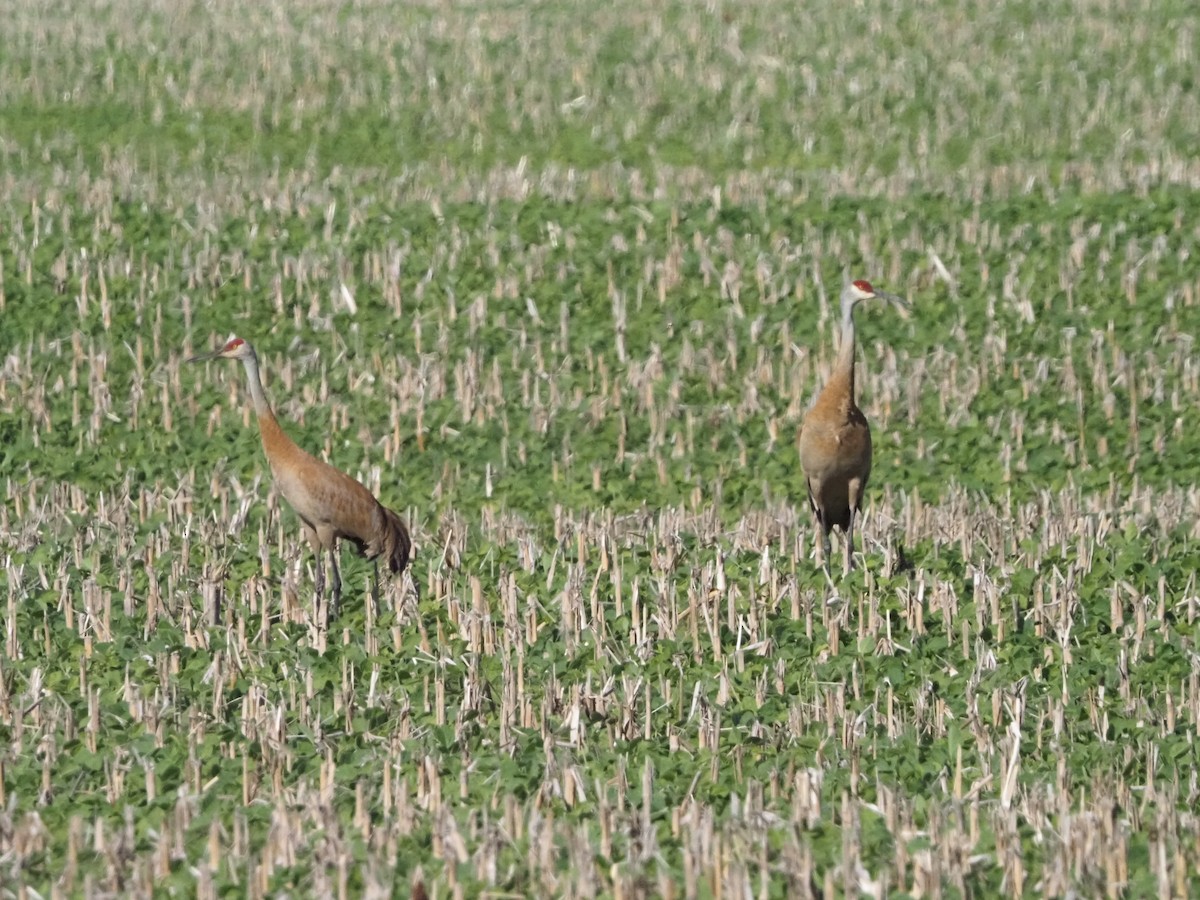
<box><xmin>3</xmin><ymin>0</ymin><xmax>1200</xmax><ymax>895</ymax></box>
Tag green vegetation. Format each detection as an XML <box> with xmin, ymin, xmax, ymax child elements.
<box><xmin>2</xmin><ymin>0</ymin><xmax>1200</xmax><ymax>895</ymax></box>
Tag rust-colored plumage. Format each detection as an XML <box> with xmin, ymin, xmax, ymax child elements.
<box><xmin>190</xmin><ymin>336</ymin><xmax>411</xmax><ymax>623</ymax></box>
<box><xmin>799</xmin><ymin>279</ymin><xmax>907</xmax><ymax>573</ymax></box>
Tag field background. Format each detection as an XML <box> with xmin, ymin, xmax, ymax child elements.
<box><xmin>3</xmin><ymin>0</ymin><xmax>1200</xmax><ymax>896</ymax></box>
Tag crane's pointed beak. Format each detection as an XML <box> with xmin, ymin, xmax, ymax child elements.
<box><xmin>874</xmin><ymin>290</ymin><xmax>910</xmax><ymax>311</ymax></box>
<box><xmin>186</xmin><ymin>348</ymin><xmax>224</xmax><ymax>363</ymax></box>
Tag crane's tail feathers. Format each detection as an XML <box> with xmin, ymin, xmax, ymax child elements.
<box><xmin>380</xmin><ymin>506</ymin><xmax>412</xmax><ymax>575</ymax></box>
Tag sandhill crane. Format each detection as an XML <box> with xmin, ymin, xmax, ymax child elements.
<box><xmin>189</xmin><ymin>336</ymin><xmax>411</xmax><ymax>625</ymax></box>
<box><xmin>799</xmin><ymin>279</ymin><xmax>907</xmax><ymax>574</ymax></box>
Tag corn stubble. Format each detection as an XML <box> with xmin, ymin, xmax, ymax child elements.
<box><xmin>2</xmin><ymin>0</ymin><xmax>1200</xmax><ymax>897</ymax></box>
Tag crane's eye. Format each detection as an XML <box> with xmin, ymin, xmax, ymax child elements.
<box><xmin>852</xmin><ymin>280</ymin><xmax>874</xmax><ymax>293</ymax></box>
<box><xmin>226</xmin><ymin>338</ymin><xmax>244</xmax><ymax>350</ymax></box>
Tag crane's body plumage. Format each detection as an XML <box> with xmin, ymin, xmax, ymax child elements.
<box><xmin>191</xmin><ymin>337</ymin><xmax>410</xmax><ymax>622</ymax></box>
<box><xmin>799</xmin><ymin>280</ymin><xmax>905</xmax><ymax>573</ymax></box>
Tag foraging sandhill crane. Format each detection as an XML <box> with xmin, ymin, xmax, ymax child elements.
<box><xmin>799</xmin><ymin>279</ymin><xmax>907</xmax><ymax>574</ymax></box>
<box><xmin>189</xmin><ymin>337</ymin><xmax>411</xmax><ymax>624</ymax></box>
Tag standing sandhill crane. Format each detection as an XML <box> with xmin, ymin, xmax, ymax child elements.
<box><xmin>799</xmin><ymin>279</ymin><xmax>908</xmax><ymax>574</ymax></box>
<box><xmin>189</xmin><ymin>336</ymin><xmax>411</xmax><ymax>625</ymax></box>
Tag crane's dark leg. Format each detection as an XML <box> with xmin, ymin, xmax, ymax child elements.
<box><xmin>313</xmin><ymin>551</ymin><xmax>326</xmax><ymax>627</ymax></box>
<box><xmin>844</xmin><ymin>511</ymin><xmax>856</xmax><ymax>576</ymax></box>
<box><xmin>845</xmin><ymin>480</ymin><xmax>864</xmax><ymax>575</ymax></box>
<box><xmin>806</xmin><ymin>479</ymin><xmax>832</xmax><ymax>572</ymax></box>
<box><xmin>302</xmin><ymin>525</ymin><xmax>326</xmax><ymax>628</ymax></box>
<box><xmin>817</xmin><ymin>510</ymin><xmax>832</xmax><ymax>573</ymax></box>
<box><xmin>369</xmin><ymin>559</ymin><xmax>381</xmax><ymax>621</ymax></box>
<box><xmin>328</xmin><ymin>548</ymin><xmax>342</xmax><ymax>622</ymax></box>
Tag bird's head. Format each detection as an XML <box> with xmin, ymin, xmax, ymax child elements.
<box><xmin>187</xmin><ymin>336</ymin><xmax>257</xmax><ymax>364</ymax></box>
<box><xmin>848</xmin><ymin>279</ymin><xmax>879</xmax><ymax>302</ymax></box>
<box><xmin>842</xmin><ymin>279</ymin><xmax>909</xmax><ymax>316</ymax></box>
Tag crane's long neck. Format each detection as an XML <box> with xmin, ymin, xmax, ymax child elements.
<box><xmin>239</xmin><ymin>350</ymin><xmax>296</xmax><ymax>464</ymax></box>
<box><xmin>240</xmin><ymin>352</ymin><xmax>274</xmax><ymax>421</ymax></box>
<box><xmin>834</xmin><ymin>298</ymin><xmax>858</xmax><ymax>399</ymax></box>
